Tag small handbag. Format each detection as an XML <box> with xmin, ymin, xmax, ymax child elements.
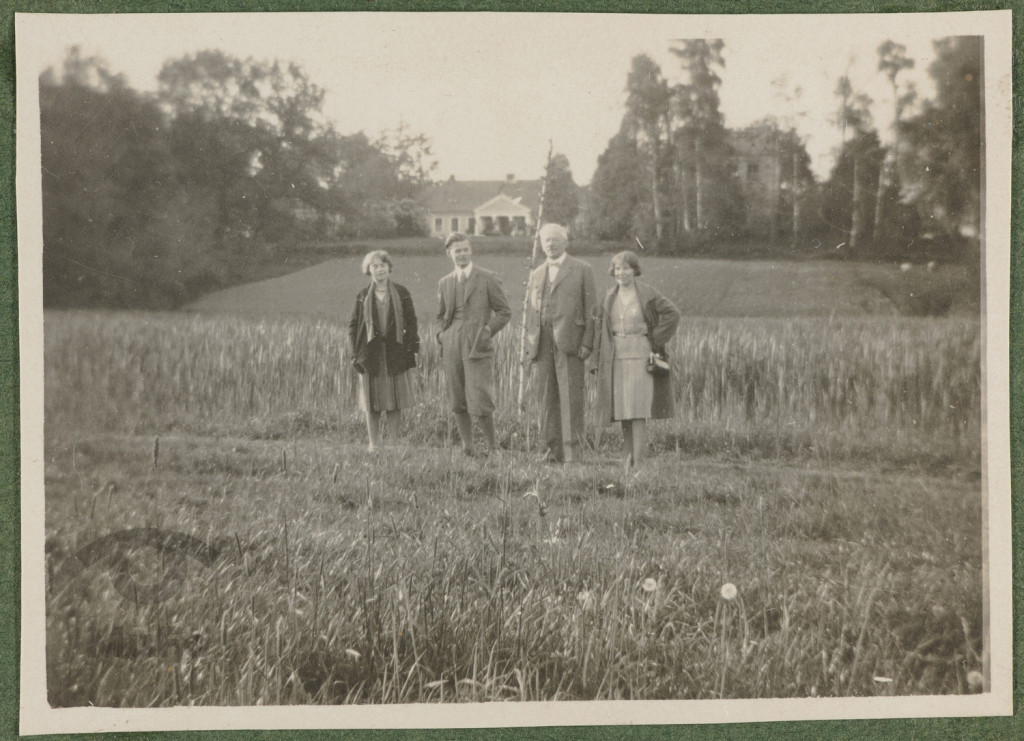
<box><xmin>646</xmin><ymin>351</ymin><xmax>670</xmax><ymax>376</ymax></box>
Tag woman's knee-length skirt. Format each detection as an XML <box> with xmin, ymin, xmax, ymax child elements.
<box><xmin>358</xmin><ymin>353</ymin><xmax>415</xmax><ymax>413</ymax></box>
<box><xmin>612</xmin><ymin>335</ymin><xmax>653</xmax><ymax>421</ymax></box>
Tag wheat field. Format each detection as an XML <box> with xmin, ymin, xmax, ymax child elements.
<box><xmin>45</xmin><ymin>310</ymin><xmax>980</xmax><ymax>459</ymax></box>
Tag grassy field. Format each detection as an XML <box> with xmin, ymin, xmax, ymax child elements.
<box><xmin>184</xmin><ymin>253</ymin><xmax>980</xmax><ymax>321</ymax></box>
<box><xmin>43</xmin><ymin>300</ymin><xmax>984</xmax><ymax>705</ymax></box>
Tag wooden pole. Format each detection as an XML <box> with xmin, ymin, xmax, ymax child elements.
<box><xmin>516</xmin><ymin>142</ymin><xmax>553</xmax><ymax>414</ymax></box>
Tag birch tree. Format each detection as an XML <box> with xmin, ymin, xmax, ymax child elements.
<box><xmin>624</xmin><ymin>55</ymin><xmax>670</xmax><ymax>241</ymax></box>
<box><xmin>873</xmin><ymin>41</ymin><xmax>915</xmax><ymax>242</ymax></box>
<box><xmin>669</xmin><ymin>40</ymin><xmax>726</xmax><ymax>235</ymax></box>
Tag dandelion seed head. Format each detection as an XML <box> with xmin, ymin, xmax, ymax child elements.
<box><xmin>966</xmin><ymin>670</ymin><xmax>984</xmax><ymax>692</ymax></box>
<box><xmin>641</xmin><ymin>578</ymin><xmax>658</xmax><ymax>593</ymax></box>
<box><xmin>720</xmin><ymin>582</ymin><xmax>738</xmax><ymax>601</ymax></box>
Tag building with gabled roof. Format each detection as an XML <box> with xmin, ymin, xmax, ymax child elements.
<box><xmin>729</xmin><ymin>127</ymin><xmax>783</xmax><ymax>235</ymax></box>
<box><xmin>417</xmin><ymin>175</ymin><xmax>543</xmax><ymax>238</ymax></box>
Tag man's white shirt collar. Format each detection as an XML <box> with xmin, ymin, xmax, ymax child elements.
<box><xmin>546</xmin><ymin>254</ymin><xmax>567</xmax><ymax>267</ymax></box>
<box><xmin>457</xmin><ymin>264</ymin><xmax>474</xmax><ymax>280</ymax></box>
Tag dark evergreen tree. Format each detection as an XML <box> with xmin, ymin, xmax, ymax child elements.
<box><xmin>541</xmin><ymin>153</ymin><xmax>581</xmax><ymax>228</ymax></box>
<box><xmin>587</xmin><ymin>127</ymin><xmax>646</xmax><ymax>240</ymax></box>
<box><xmin>901</xmin><ymin>36</ymin><xmax>982</xmax><ymax>249</ymax></box>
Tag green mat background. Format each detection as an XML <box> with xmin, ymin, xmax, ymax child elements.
<box><xmin>1</xmin><ymin>1</ymin><xmax>1019</xmax><ymax>738</ymax></box>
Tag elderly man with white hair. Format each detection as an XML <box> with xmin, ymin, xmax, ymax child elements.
<box><xmin>524</xmin><ymin>223</ymin><xmax>597</xmax><ymax>463</ymax></box>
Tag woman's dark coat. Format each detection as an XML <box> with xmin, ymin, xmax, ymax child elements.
<box><xmin>348</xmin><ymin>281</ymin><xmax>419</xmax><ymax>376</ymax></box>
<box><xmin>591</xmin><ymin>280</ymin><xmax>681</xmax><ymax>428</ymax></box>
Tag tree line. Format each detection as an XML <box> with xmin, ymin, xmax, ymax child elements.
<box><xmin>40</xmin><ymin>38</ymin><xmax>982</xmax><ymax>309</ymax></box>
<box><xmin>583</xmin><ymin>37</ymin><xmax>982</xmax><ymax>261</ymax></box>
<box><xmin>41</xmin><ymin>48</ymin><xmax>437</xmax><ymax>308</ymax></box>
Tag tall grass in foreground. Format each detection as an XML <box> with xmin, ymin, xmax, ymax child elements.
<box><xmin>45</xmin><ymin>310</ymin><xmax>981</xmax><ymax>465</ymax></box>
<box><xmin>44</xmin><ymin>441</ymin><xmax>982</xmax><ymax>705</ymax></box>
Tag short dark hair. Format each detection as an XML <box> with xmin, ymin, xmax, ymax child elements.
<box><xmin>609</xmin><ymin>250</ymin><xmax>642</xmax><ymax>277</ymax></box>
<box><xmin>445</xmin><ymin>232</ymin><xmax>469</xmax><ymax>250</ymax></box>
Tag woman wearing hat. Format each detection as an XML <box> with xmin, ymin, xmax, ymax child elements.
<box><xmin>348</xmin><ymin>250</ymin><xmax>419</xmax><ymax>452</ymax></box>
<box><xmin>591</xmin><ymin>251</ymin><xmax>680</xmax><ymax>468</ymax></box>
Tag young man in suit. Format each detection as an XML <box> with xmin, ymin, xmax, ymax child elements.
<box><xmin>437</xmin><ymin>232</ymin><xmax>512</xmax><ymax>456</ymax></box>
<box><xmin>524</xmin><ymin>223</ymin><xmax>597</xmax><ymax>463</ymax></box>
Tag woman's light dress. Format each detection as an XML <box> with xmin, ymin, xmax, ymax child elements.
<box><xmin>611</xmin><ymin>289</ymin><xmax>653</xmax><ymax>421</ymax></box>
<box><xmin>358</xmin><ymin>288</ymin><xmax>415</xmax><ymax>413</ymax></box>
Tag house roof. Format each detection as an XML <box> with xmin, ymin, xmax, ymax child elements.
<box><xmin>418</xmin><ymin>178</ymin><xmax>544</xmax><ymax>214</ymax></box>
<box><xmin>475</xmin><ymin>193</ymin><xmax>532</xmax><ymax>217</ymax></box>
<box><xmin>729</xmin><ymin>127</ymin><xmax>778</xmax><ymax>158</ymax></box>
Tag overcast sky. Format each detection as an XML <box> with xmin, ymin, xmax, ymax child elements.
<box><xmin>29</xmin><ymin>12</ymin><xmax>986</xmax><ymax>184</ymax></box>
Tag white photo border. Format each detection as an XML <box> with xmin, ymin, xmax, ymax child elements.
<box><xmin>15</xmin><ymin>9</ymin><xmax>1014</xmax><ymax>736</ymax></box>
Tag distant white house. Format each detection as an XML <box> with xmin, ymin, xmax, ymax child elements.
<box><xmin>418</xmin><ymin>175</ymin><xmax>543</xmax><ymax>238</ymax></box>
<box><xmin>729</xmin><ymin>128</ymin><xmax>784</xmax><ymax>235</ymax></box>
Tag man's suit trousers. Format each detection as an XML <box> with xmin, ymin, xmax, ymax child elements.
<box><xmin>441</xmin><ymin>319</ymin><xmax>495</xmax><ymax>416</ymax></box>
<box><xmin>535</xmin><ymin>324</ymin><xmax>586</xmax><ymax>462</ymax></box>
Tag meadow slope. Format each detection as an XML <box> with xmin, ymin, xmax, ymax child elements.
<box><xmin>183</xmin><ymin>254</ymin><xmax>979</xmax><ymax>321</ymax></box>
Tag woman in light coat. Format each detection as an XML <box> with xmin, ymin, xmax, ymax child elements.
<box><xmin>591</xmin><ymin>251</ymin><xmax>680</xmax><ymax>468</ymax></box>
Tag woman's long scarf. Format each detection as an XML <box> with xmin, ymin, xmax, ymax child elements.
<box><xmin>363</xmin><ymin>280</ymin><xmax>404</xmax><ymax>345</ymax></box>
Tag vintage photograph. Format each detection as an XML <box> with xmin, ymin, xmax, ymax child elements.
<box><xmin>16</xmin><ymin>9</ymin><xmax>1012</xmax><ymax>735</ymax></box>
